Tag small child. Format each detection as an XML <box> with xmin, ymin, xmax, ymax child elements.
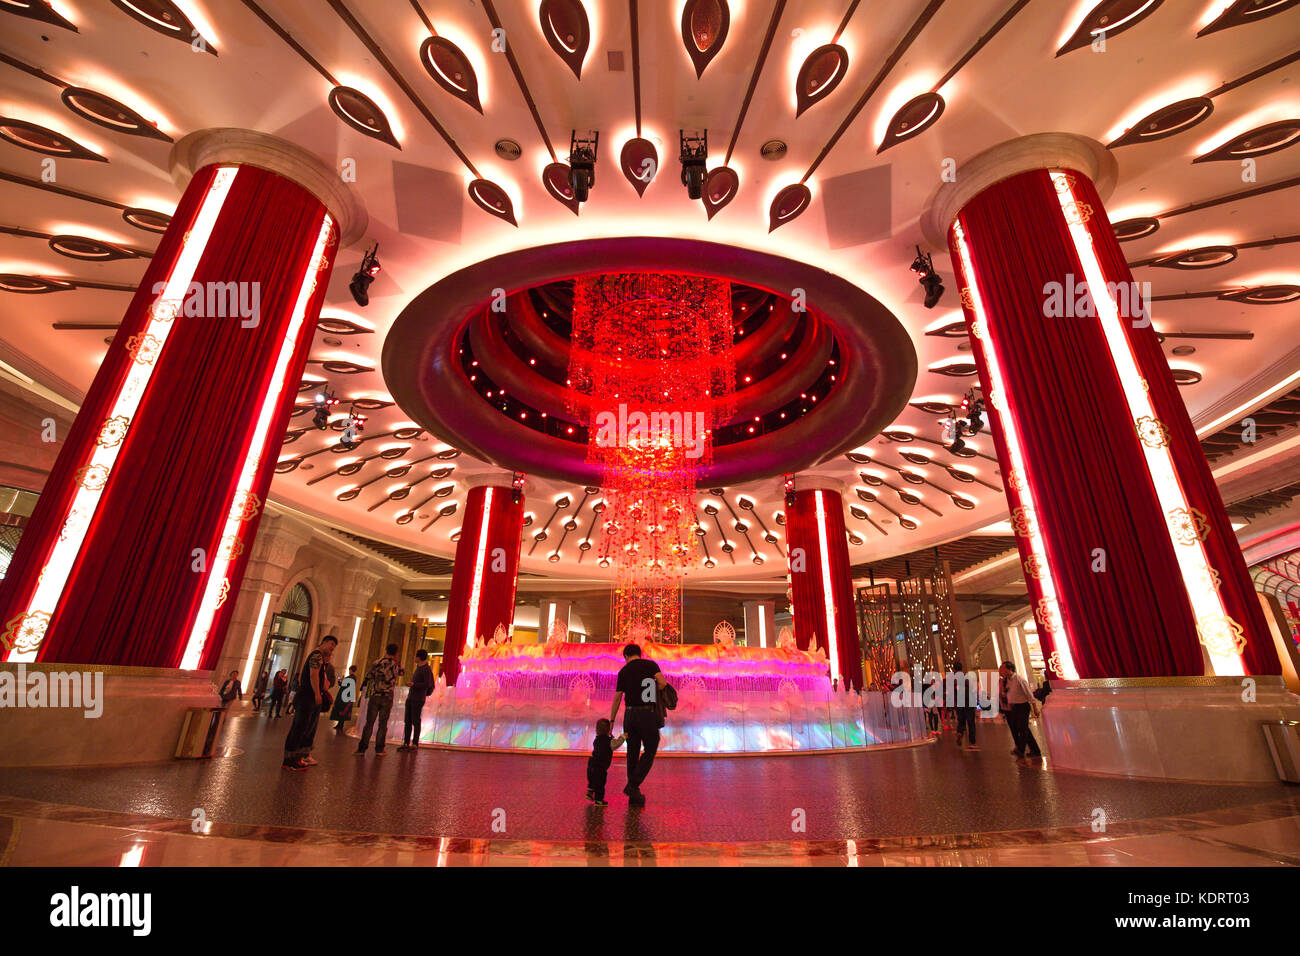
<box><xmin>586</xmin><ymin>718</ymin><xmax>627</xmax><ymax>806</ymax></box>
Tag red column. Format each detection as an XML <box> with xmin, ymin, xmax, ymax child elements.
<box><xmin>0</xmin><ymin>162</ymin><xmax>338</xmax><ymax>669</ymax></box>
<box><xmin>948</xmin><ymin>165</ymin><xmax>1278</xmax><ymax>679</ymax></box>
<box><xmin>785</xmin><ymin>485</ymin><xmax>863</xmax><ymax>690</ymax></box>
<box><xmin>442</xmin><ymin>483</ymin><xmax>525</xmax><ymax>684</ymax></box>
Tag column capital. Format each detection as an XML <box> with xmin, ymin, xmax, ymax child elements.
<box><xmin>921</xmin><ymin>133</ymin><xmax>1117</xmax><ymax>248</ymax></box>
<box><xmin>792</xmin><ymin>474</ymin><xmax>847</xmax><ymax>496</ymax></box>
<box><xmin>170</xmin><ymin>128</ymin><xmax>368</xmax><ymax>247</ymax></box>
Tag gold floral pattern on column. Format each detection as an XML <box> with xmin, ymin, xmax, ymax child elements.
<box><xmin>1051</xmin><ymin>171</ymin><xmax>1079</xmax><ymax>193</ymax></box>
<box><xmin>1006</xmin><ymin>467</ymin><xmax>1026</xmax><ymax>494</ymax></box>
<box><xmin>1022</xmin><ymin>554</ymin><xmax>1044</xmax><ymax>580</ymax></box>
<box><xmin>1</xmin><ymin>610</ymin><xmax>50</xmax><ymax>653</ymax></box>
<box><xmin>1135</xmin><ymin>415</ymin><xmax>1169</xmax><ymax>448</ymax></box>
<box><xmin>125</xmin><ymin>333</ymin><xmax>163</xmax><ymax>365</ymax></box>
<box><xmin>1036</xmin><ymin>597</ymin><xmax>1063</xmax><ymax>635</ymax></box>
<box><xmin>1197</xmin><ymin>615</ymin><xmax>1246</xmax><ymax>657</ymax></box>
<box><xmin>216</xmin><ymin>536</ymin><xmax>244</xmax><ymax>560</ymax></box>
<box><xmin>74</xmin><ymin>463</ymin><xmax>109</xmax><ymax>491</ymax></box>
<box><xmin>959</xmin><ymin>288</ymin><xmax>974</xmax><ymax>310</ymax></box>
<box><xmin>1061</xmin><ymin>201</ymin><xmax>1093</xmax><ymax>226</ymax></box>
<box><xmin>214</xmin><ymin>577</ymin><xmax>231</xmax><ymax>609</ymax></box>
<box><xmin>228</xmin><ymin>491</ymin><xmax>261</xmax><ymax>523</ymax></box>
<box><xmin>1168</xmin><ymin>507</ymin><xmax>1209</xmax><ymax>545</ymax></box>
<box><xmin>96</xmin><ymin>415</ymin><xmax>131</xmax><ymax>448</ymax></box>
<box><xmin>1046</xmin><ymin>650</ymin><xmax>1064</xmax><ymax>677</ymax></box>
<box><xmin>149</xmin><ymin>298</ymin><xmax>181</xmax><ymax>323</ymax></box>
<box><xmin>1010</xmin><ymin>504</ymin><xmax>1036</xmax><ymax>537</ymax></box>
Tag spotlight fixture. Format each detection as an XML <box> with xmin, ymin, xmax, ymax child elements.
<box><xmin>910</xmin><ymin>245</ymin><xmax>945</xmax><ymax>309</ymax></box>
<box><xmin>940</xmin><ymin>415</ymin><xmax>966</xmax><ymax>454</ymax></box>
<box><xmin>680</xmin><ymin>129</ymin><xmax>708</xmax><ymax>200</ymax></box>
<box><xmin>568</xmin><ymin>130</ymin><xmax>599</xmax><ymax>203</ymax></box>
<box><xmin>311</xmin><ymin>387</ymin><xmax>340</xmax><ymax>429</ymax></box>
<box><xmin>349</xmin><ymin>243</ymin><xmax>381</xmax><ymax>307</ymax></box>
<box><xmin>339</xmin><ymin>404</ymin><xmax>367</xmax><ymax>450</ymax></box>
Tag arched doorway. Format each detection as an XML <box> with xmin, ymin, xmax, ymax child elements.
<box><xmin>258</xmin><ymin>583</ymin><xmax>314</xmax><ymax>686</ymax></box>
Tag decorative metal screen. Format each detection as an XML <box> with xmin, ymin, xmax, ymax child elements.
<box><xmin>898</xmin><ymin>576</ymin><xmax>935</xmax><ymax>670</ymax></box>
<box><xmin>857</xmin><ymin>583</ymin><xmax>899</xmax><ymax>691</ymax></box>
<box><xmin>929</xmin><ymin>563</ymin><xmax>964</xmax><ymax>668</ymax></box>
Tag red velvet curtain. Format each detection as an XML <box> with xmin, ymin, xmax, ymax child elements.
<box><xmin>786</xmin><ymin>488</ymin><xmax>863</xmax><ymax>690</ymax></box>
<box><xmin>442</xmin><ymin>484</ymin><xmax>525</xmax><ymax>684</ymax></box>
<box><xmin>951</xmin><ymin>166</ymin><xmax>1275</xmax><ymax>677</ymax></box>
<box><xmin>0</xmin><ymin>164</ymin><xmax>336</xmax><ymax>668</ymax></box>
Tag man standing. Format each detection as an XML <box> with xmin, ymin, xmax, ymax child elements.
<box><xmin>398</xmin><ymin>649</ymin><xmax>435</xmax><ymax>751</ymax></box>
<box><xmin>949</xmin><ymin>660</ymin><xmax>980</xmax><ymax>751</ymax></box>
<box><xmin>282</xmin><ymin>635</ymin><xmax>338</xmax><ymax>771</ymax></box>
<box><xmin>252</xmin><ymin>670</ymin><xmax>269</xmax><ymax>713</ymax></box>
<box><xmin>218</xmin><ymin>670</ymin><xmax>243</xmax><ymax>709</ymax></box>
<box><xmin>609</xmin><ymin>643</ymin><xmax>665</xmax><ymax>806</ymax></box>
<box><xmin>356</xmin><ymin>643</ymin><xmax>402</xmax><ymax>756</ymax></box>
<box><xmin>999</xmin><ymin>661</ymin><xmax>1042</xmax><ymax>759</ymax></box>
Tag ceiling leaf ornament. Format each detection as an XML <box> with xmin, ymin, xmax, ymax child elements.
<box><xmin>0</xmin><ymin>274</ymin><xmax>75</xmax><ymax>294</ymax></box>
<box><xmin>795</xmin><ymin>43</ymin><xmax>850</xmax><ymax>117</ymax></box>
<box><xmin>619</xmin><ymin>137</ymin><xmax>658</xmax><ymax>197</ymax></box>
<box><xmin>1112</xmin><ymin>217</ymin><xmax>1160</xmax><ymax>242</ymax></box>
<box><xmin>122</xmin><ymin>208</ymin><xmax>172</xmax><ymax>233</ymax></box>
<box><xmin>109</xmin><ymin>0</ymin><xmax>217</xmax><ymax>55</ymax></box>
<box><xmin>681</xmin><ymin>0</ymin><xmax>731</xmax><ymax>79</ymax></box>
<box><xmin>539</xmin><ymin>0</ymin><xmax>590</xmax><ymax>79</ymax></box>
<box><xmin>60</xmin><ymin>87</ymin><xmax>172</xmax><ymax>142</ymax></box>
<box><xmin>48</xmin><ymin>235</ymin><xmax>139</xmax><ymax>262</ymax></box>
<box><xmin>1056</xmin><ymin>0</ymin><xmax>1163</xmax><ymax>56</ymax></box>
<box><xmin>1107</xmin><ymin>97</ymin><xmax>1213</xmax><ymax>148</ymax></box>
<box><xmin>0</xmin><ymin>118</ymin><xmax>106</xmax><ymax>162</ymax></box>
<box><xmin>878</xmin><ymin>91</ymin><xmax>946</xmax><ymax>152</ymax></box>
<box><xmin>702</xmin><ymin>166</ymin><xmax>739</xmax><ymax>220</ymax></box>
<box><xmin>1150</xmin><ymin>245</ymin><xmax>1238</xmax><ymax>269</ymax></box>
<box><xmin>1197</xmin><ymin>0</ymin><xmax>1300</xmax><ymax>36</ymax></box>
<box><xmin>767</xmin><ymin>183</ymin><xmax>811</xmax><ymax>232</ymax></box>
<box><xmin>1193</xmin><ymin>120</ymin><xmax>1300</xmax><ymax>163</ymax></box>
<box><xmin>467</xmin><ymin>178</ymin><xmax>518</xmax><ymax>226</ymax></box>
<box><xmin>328</xmin><ymin>87</ymin><xmax>401</xmax><ymax>149</ymax></box>
<box><xmin>542</xmin><ymin>162</ymin><xmax>581</xmax><ymax>214</ymax></box>
<box><xmin>1</xmin><ymin>0</ymin><xmax>77</xmax><ymax>31</ymax></box>
<box><xmin>1217</xmin><ymin>284</ymin><xmax>1300</xmax><ymax>305</ymax></box>
<box><xmin>420</xmin><ymin>36</ymin><xmax>482</xmax><ymax>113</ymax></box>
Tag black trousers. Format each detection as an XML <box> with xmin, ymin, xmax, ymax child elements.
<box><xmin>403</xmin><ymin>693</ymin><xmax>428</xmax><ymax>746</ymax></box>
<box><xmin>955</xmin><ymin>706</ymin><xmax>978</xmax><ymax>744</ymax></box>
<box><xmin>587</xmin><ymin>761</ymin><xmax>608</xmax><ymax>801</ymax></box>
<box><xmin>268</xmin><ymin>692</ymin><xmax>284</xmax><ymax>718</ymax></box>
<box><xmin>358</xmin><ymin>693</ymin><xmax>393</xmax><ymax>752</ymax></box>
<box><xmin>1006</xmin><ymin>702</ymin><xmax>1041</xmax><ymax>756</ymax></box>
<box><xmin>624</xmin><ymin>707</ymin><xmax>661</xmax><ymax>789</ymax></box>
<box><xmin>282</xmin><ymin>691</ymin><xmax>318</xmax><ymax>763</ymax></box>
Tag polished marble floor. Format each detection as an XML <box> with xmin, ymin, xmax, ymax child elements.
<box><xmin>2</xmin><ymin>711</ymin><xmax>1298</xmax><ymax>866</ymax></box>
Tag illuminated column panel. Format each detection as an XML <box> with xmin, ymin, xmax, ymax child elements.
<box><xmin>943</xmin><ymin>155</ymin><xmax>1279</xmax><ymax>678</ymax></box>
<box><xmin>442</xmin><ymin>481</ymin><xmax>526</xmax><ymax>684</ymax></box>
<box><xmin>0</xmin><ymin>152</ymin><xmax>347</xmax><ymax>669</ymax></box>
<box><xmin>784</xmin><ymin>481</ymin><xmax>863</xmax><ymax>690</ymax></box>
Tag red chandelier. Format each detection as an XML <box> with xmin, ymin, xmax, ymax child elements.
<box><xmin>568</xmin><ymin>273</ymin><xmax>735</xmax><ymax>642</ymax></box>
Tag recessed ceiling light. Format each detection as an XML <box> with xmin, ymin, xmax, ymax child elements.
<box><xmin>1171</xmin><ymin>345</ymin><xmax>1195</xmax><ymax>355</ymax></box>
<box><xmin>323</xmin><ymin>336</ymin><xmax>342</xmax><ymax>346</ymax></box>
<box><xmin>495</xmin><ymin>138</ymin><xmax>522</xmax><ymax>161</ymax></box>
<box><xmin>760</xmin><ymin>140</ymin><xmax>787</xmax><ymax>160</ymax></box>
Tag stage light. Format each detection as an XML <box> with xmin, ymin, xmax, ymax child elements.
<box><xmin>312</xmin><ymin>387</ymin><xmax>340</xmax><ymax>429</ymax></box>
<box><xmin>349</xmin><ymin>243</ymin><xmax>380</xmax><ymax>307</ymax></box>
<box><xmin>679</xmin><ymin>129</ymin><xmax>708</xmax><ymax>200</ymax></box>
<box><xmin>568</xmin><ymin>129</ymin><xmax>599</xmax><ymax>203</ymax></box>
<box><xmin>910</xmin><ymin>245</ymin><xmax>945</xmax><ymax>309</ymax></box>
<box><xmin>967</xmin><ymin>398</ymin><xmax>985</xmax><ymax>435</ymax></box>
<box><xmin>339</xmin><ymin>404</ymin><xmax>366</xmax><ymax>450</ymax></box>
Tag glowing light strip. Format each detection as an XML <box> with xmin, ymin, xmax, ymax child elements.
<box><xmin>951</xmin><ymin>220</ymin><xmax>1079</xmax><ymax>680</ymax></box>
<box><xmin>465</xmin><ymin>487</ymin><xmax>495</xmax><ymax>648</ymax></box>
<box><xmin>1051</xmin><ymin>170</ymin><xmax>1242</xmax><ymax>675</ymax></box>
<box><xmin>759</xmin><ymin>605</ymin><xmax>768</xmax><ymax>648</ymax></box>
<box><xmin>241</xmin><ymin>591</ymin><xmax>272</xmax><ymax>690</ymax></box>
<box><xmin>180</xmin><ymin>214</ymin><xmax>335</xmax><ymax>669</ymax></box>
<box><xmin>346</xmin><ymin>615</ymin><xmax>361</xmax><ymax>671</ymax></box>
<box><xmin>1196</xmin><ymin>368</ymin><xmax>1300</xmax><ymax>437</ymax></box>
<box><xmin>8</xmin><ymin>167</ymin><xmax>239</xmax><ymax>662</ymax></box>
<box><xmin>812</xmin><ymin>490</ymin><xmax>842</xmax><ymax>682</ymax></box>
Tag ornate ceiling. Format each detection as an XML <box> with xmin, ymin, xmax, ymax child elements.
<box><xmin>1</xmin><ymin>0</ymin><xmax>1299</xmax><ymax>585</ymax></box>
